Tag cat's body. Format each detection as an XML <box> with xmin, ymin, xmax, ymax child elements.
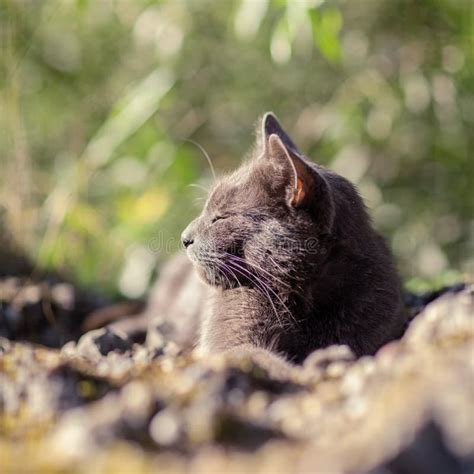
<box><xmin>148</xmin><ymin>113</ymin><xmax>407</xmax><ymax>363</ymax></box>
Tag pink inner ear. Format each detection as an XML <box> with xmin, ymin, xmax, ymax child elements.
<box><xmin>291</xmin><ymin>178</ymin><xmax>306</xmax><ymax>206</ymax></box>
<box><xmin>267</xmin><ymin>134</ymin><xmax>298</xmax><ymax>181</ymax></box>
<box><xmin>292</xmin><ymin>178</ymin><xmax>306</xmax><ymax>206</ymax></box>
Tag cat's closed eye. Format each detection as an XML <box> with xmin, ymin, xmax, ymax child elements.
<box><xmin>211</xmin><ymin>215</ymin><xmax>230</xmax><ymax>224</ymax></box>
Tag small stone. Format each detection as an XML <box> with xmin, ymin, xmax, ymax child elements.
<box><xmin>340</xmin><ymin>369</ymin><xmax>364</xmax><ymax>396</ymax></box>
<box><xmin>358</xmin><ymin>356</ymin><xmax>376</xmax><ymax>377</ymax></box>
<box><xmin>132</xmin><ymin>345</ymin><xmax>150</xmax><ymax>364</ymax></box>
<box><xmin>146</xmin><ymin>326</ymin><xmax>165</xmax><ymax>353</ymax></box>
<box><xmin>0</xmin><ymin>337</ymin><xmax>12</xmax><ymax>353</ymax></box>
<box><xmin>247</xmin><ymin>391</ymin><xmax>269</xmax><ymax>417</ymax></box>
<box><xmin>51</xmin><ymin>283</ymin><xmax>75</xmax><ymax>310</ymax></box>
<box><xmin>164</xmin><ymin>341</ymin><xmax>181</xmax><ymax>357</ymax></box>
<box><xmin>49</xmin><ymin>417</ymin><xmax>93</xmax><ymax>461</ymax></box>
<box><xmin>61</xmin><ymin>341</ymin><xmax>77</xmax><ymax>358</ymax></box>
<box><xmin>326</xmin><ymin>361</ymin><xmax>348</xmax><ymax>378</ymax></box>
<box><xmin>303</xmin><ymin>345</ymin><xmax>354</xmax><ymax>372</ymax></box>
<box><xmin>150</xmin><ymin>410</ymin><xmax>181</xmax><ymax>446</ymax></box>
<box><xmin>76</xmin><ymin>327</ymin><xmax>133</xmax><ymax>361</ymax></box>
<box><xmin>21</xmin><ymin>284</ymin><xmax>41</xmax><ymax>304</ymax></box>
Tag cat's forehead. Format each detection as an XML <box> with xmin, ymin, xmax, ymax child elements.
<box><xmin>205</xmin><ymin>161</ymin><xmax>269</xmax><ymax>212</ymax></box>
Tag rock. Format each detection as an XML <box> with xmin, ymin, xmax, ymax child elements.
<box><xmin>75</xmin><ymin>327</ymin><xmax>133</xmax><ymax>361</ymax></box>
<box><xmin>303</xmin><ymin>345</ymin><xmax>355</xmax><ymax>371</ymax></box>
<box><xmin>0</xmin><ymin>336</ymin><xmax>11</xmax><ymax>353</ymax></box>
<box><xmin>150</xmin><ymin>409</ymin><xmax>182</xmax><ymax>446</ymax></box>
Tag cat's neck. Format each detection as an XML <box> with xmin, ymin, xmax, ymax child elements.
<box><xmin>200</xmin><ymin>286</ymin><xmax>297</xmax><ymax>353</ymax></box>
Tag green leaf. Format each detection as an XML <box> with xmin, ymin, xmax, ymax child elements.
<box><xmin>309</xmin><ymin>7</ymin><xmax>342</xmax><ymax>63</ymax></box>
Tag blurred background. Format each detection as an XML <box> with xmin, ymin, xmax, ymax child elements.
<box><xmin>0</xmin><ymin>0</ymin><xmax>472</xmax><ymax>299</ymax></box>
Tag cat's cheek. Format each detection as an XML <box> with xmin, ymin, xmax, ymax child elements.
<box><xmin>242</xmin><ymin>232</ymin><xmax>269</xmax><ymax>263</ymax></box>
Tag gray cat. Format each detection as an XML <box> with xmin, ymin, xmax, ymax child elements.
<box><xmin>147</xmin><ymin>113</ymin><xmax>406</xmax><ymax>364</ymax></box>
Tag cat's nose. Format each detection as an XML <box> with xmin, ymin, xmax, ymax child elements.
<box><xmin>181</xmin><ymin>231</ymin><xmax>194</xmax><ymax>248</ymax></box>
<box><xmin>182</xmin><ymin>220</ymin><xmax>198</xmax><ymax>249</ymax></box>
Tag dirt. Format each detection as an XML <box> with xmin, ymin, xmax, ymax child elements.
<box><xmin>0</xmin><ymin>280</ymin><xmax>472</xmax><ymax>473</ymax></box>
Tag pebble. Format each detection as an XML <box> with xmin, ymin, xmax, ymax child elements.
<box><xmin>150</xmin><ymin>410</ymin><xmax>181</xmax><ymax>446</ymax></box>
<box><xmin>340</xmin><ymin>369</ymin><xmax>365</xmax><ymax>396</ymax></box>
<box><xmin>326</xmin><ymin>361</ymin><xmax>349</xmax><ymax>378</ymax></box>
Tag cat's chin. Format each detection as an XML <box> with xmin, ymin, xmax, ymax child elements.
<box><xmin>193</xmin><ymin>262</ymin><xmax>238</xmax><ymax>290</ymax></box>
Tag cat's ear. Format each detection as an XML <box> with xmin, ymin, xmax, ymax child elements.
<box><xmin>267</xmin><ymin>134</ymin><xmax>314</xmax><ymax>208</ymax></box>
<box><xmin>267</xmin><ymin>134</ymin><xmax>334</xmax><ymax>231</ymax></box>
<box><xmin>261</xmin><ymin>112</ymin><xmax>301</xmax><ymax>156</ymax></box>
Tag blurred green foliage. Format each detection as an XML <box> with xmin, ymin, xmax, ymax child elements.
<box><xmin>0</xmin><ymin>0</ymin><xmax>472</xmax><ymax>297</ymax></box>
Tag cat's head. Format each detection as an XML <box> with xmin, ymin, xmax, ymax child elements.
<box><xmin>181</xmin><ymin>113</ymin><xmax>337</xmax><ymax>290</ymax></box>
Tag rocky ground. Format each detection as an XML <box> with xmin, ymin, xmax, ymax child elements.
<box><xmin>0</xmin><ymin>281</ymin><xmax>473</xmax><ymax>473</ymax></box>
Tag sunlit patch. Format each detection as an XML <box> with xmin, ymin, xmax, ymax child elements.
<box><xmin>118</xmin><ymin>189</ymin><xmax>170</xmax><ymax>224</ymax></box>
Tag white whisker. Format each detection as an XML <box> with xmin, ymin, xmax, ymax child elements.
<box><xmin>227</xmin><ymin>262</ymin><xmax>285</xmax><ymax>329</ymax></box>
<box><xmin>185</xmin><ymin>138</ymin><xmax>216</xmax><ymax>181</ymax></box>
<box><xmin>230</xmin><ymin>254</ymin><xmax>292</xmax><ymax>290</ymax></box>
<box><xmin>187</xmin><ymin>183</ymin><xmax>210</xmax><ymax>193</ymax></box>
<box><xmin>228</xmin><ymin>259</ymin><xmax>297</xmax><ymax>325</ymax></box>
